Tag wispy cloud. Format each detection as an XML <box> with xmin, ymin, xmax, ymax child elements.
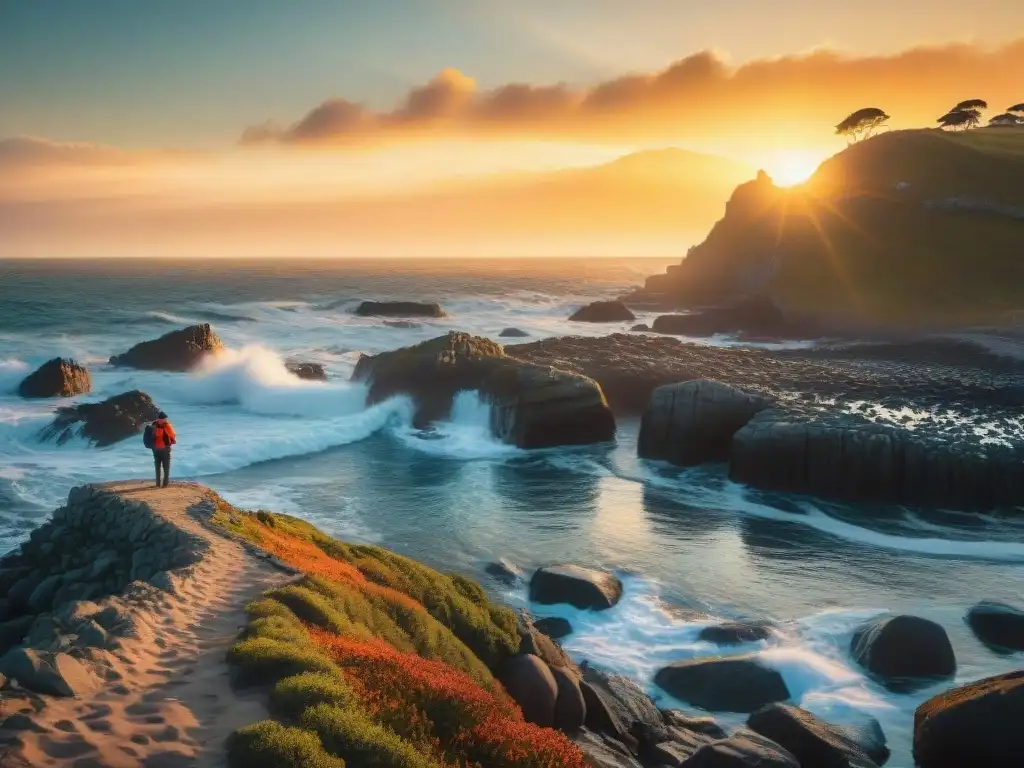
<box><xmin>242</xmin><ymin>39</ymin><xmax>1024</xmax><ymax>145</ymax></box>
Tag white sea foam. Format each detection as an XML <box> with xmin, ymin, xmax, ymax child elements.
<box><xmin>394</xmin><ymin>390</ymin><xmax>521</xmax><ymax>460</ymax></box>
<box><xmin>0</xmin><ymin>359</ymin><xmax>30</xmax><ymax>394</ymax></box>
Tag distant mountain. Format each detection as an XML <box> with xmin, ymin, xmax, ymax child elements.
<box><xmin>632</xmin><ymin>127</ymin><xmax>1024</xmax><ymax>328</ymax></box>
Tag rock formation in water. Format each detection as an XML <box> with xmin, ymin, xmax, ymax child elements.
<box><xmin>39</xmin><ymin>390</ymin><xmax>160</xmax><ymax>447</ymax></box>
<box><xmin>850</xmin><ymin>615</ymin><xmax>956</xmax><ymax>690</ymax></box>
<box><xmin>351</xmin><ymin>331</ymin><xmax>615</xmax><ymax>449</ymax></box>
<box><xmin>914</xmin><ymin>670</ymin><xmax>1024</xmax><ymax>768</ymax></box>
<box><xmin>529</xmin><ymin>566</ymin><xmax>623</xmax><ymax>611</ymax></box>
<box><xmin>653</xmin><ymin>655</ymin><xmax>791</xmax><ymax>713</ymax></box>
<box><xmin>285</xmin><ymin>361</ymin><xmax>327</xmax><ymax>381</ymax></box>
<box><xmin>499</xmin><ymin>327</ymin><xmax>530</xmax><ymax>338</ymax></box>
<box><xmin>109</xmin><ymin>323</ymin><xmax>224</xmax><ymax>371</ymax></box>
<box><xmin>650</xmin><ymin>295</ymin><xmax>792</xmax><ymax>339</ymax></box>
<box><xmin>569</xmin><ymin>301</ymin><xmax>637</xmax><ymax>323</ymax></box>
<box><xmin>354</xmin><ymin>300</ymin><xmax>447</xmax><ymax>318</ymax></box>
<box><xmin>17</xmin><ymin>358</ymin><xmax>92</xmax><ymax>399</ymax></box>
<box><xmin>747</xmin><ymin>704</ymin><xmax>883</xmax><ymax>768</ymax></box>
<box><xmin>965</xmin><ymin>601</ymin><xmax>1024</xmax><ymax>651</ymax></box>
<box><xmin>638</xmin><ymin>380</ymin><xmax>773</xmax><ymax>465</ymax></box>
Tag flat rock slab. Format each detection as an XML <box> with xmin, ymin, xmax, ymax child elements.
<box><xmin>530</xmin><ymin>565</ymin><xmax>623</xmax><ymax>611</ymax></box>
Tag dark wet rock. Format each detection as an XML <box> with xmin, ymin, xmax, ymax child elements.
<box><xmin>698</xmin><ymin>622</ymin><xmax>773</xmax><ymax>646</ymax></box>
<box><xmin>499</xmin><ymin>327</ymin><xmax>530</xmax><ymax>338</ymax></box>
<box><xmin>530</xmin><ymin>566</ymin><xmax>623</xmax><ymax>611</ymax></box>
<box><xmin>484</xmin><ymin>559</ymin><xmax>524</xmax><ymax>585</ymax></box>
<box><xmin>552</xmin><ymin>665</ymin><xmax>587</xmax><ymax>733</ymax></box>
<box><xmin>850</xmin><ymin>615</ymin><xmax>956</xmax><ymax>689</ymax></box>
<box><xmin>682</xmin><ymin>728</ymin><xmax>800</xmax><ymax>767</ymax></box>
<box><xmin>39</xmin><ymin>390</ymin><xmax>160</xmax><ymax>447</ymax></box>
<box><xmin>352</xmin><ymin>332</ymin><xmax>615</xmax><ymax>449</ymax></box>
<box><xmin>965</xmin><ymin>601</ymin><xmax>1024</xmax><ymax>651</ymax></box>
<box><xmin>534</xmin><ymin>617</ymin><xmax>573</xmax><ymax>640</ymax></box>
<box><xmin>913</xmin><ymin>670</ymin><xmax>1024</xmax><ymax>768</ymax></box>
<box><xmin>747</xmin><ymin>704</ymin><xmax>880</xmax><ymax>768</ymax></box>
<box><xmin>383</xmin><ymin>320</ymin><xmax>420</xmax><ymax>329</ymax></box>
<box><xmin>571</xmin><ymin>301</ymin><xmax>637</xmax><ymax>323</ymax></box>
<box><xmin>654</xmin><ymin>655</ymin><xmax>790</xmax><ymax>713</ymax></box>
<box><xmin>573</xmin><ymin>727</ymin><xmax>644</xmax><ymax>768</ymax></box>
<box><xmin>285</xmin><ymin>361</ymin><xmax>327</xmax><ymax>381</ymax></box>
<box><xmin>354</xmin><ymin>301</ymin><xmax>446</xmax><ymax>318</ymax></box>
<box><xmin>581</xmin><ymin>679</ymin><xmax>628</xmax><ymax>742</ymax></box>
<box><xmin>651</xmin><ymin>296</ymin><xmax>789</xmax><ymax>339</ymax></box>
<box><xmin>496</xmin><ymin>654</ymin><xmax>558</xmax><ymax>728</ymax></box>
<box><xmin>17</xmin><ymin>359</ymin><xmax>91</xmax><ymax>399</ymax></box>
<box><xmin>0</xmin><ymin>649</ymin><xmax>101</xmax><ymax>698</ymax></box>
<box><xmin>109</xmin><ymin>324</ymin><xmax>224</xmax><ymax>371</ymax></box>
<box><xmin>0</xmin><ymin>617</ymin><xmax>33</xmax><ymax>656</ymax></box>
<box><xmin>639</xmin><ymin>380</ymin><xmax>773</xmax><ymax>465</ymax></box>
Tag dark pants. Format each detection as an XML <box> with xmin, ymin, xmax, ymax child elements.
<box><xmin>153</xmin><ymin>448</ymin><xmax>171</xmax><ymax>487</ymax></box>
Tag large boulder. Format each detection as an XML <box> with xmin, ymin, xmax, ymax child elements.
<box><xmin>499</xmin><ymin>327</ymin><xmax>530</xmax><ymax>338</ymax></box>
<box><xmin>965</xmin><ymin>601</ymin><xmax>1024</xmax><ymax>651</ymax></box>
<box><xmin>913</xmin><ymin>670</ymin><xmax>1024</xmax><ymax>768</ymax></box>
<box><xmin>0</xmin><ymin>648</ymin><xmax>101</xmax><ymax>697</ymax></box>
<box><xmin>530</xmin><ymin>566</ymin><xmax>623</xmax><ymax>611</ymax></box>
<box><xmin>850</xmin><ymin>615</ymin><xmax>956</xmax><ymax>689</ymax></box>
<box><xmin>352</xmin><ymin>332</ymin><xmax>615</xmax><ymax>449</ymax></box>
<box><xmin>17</xmin><ymin>358</ymin><xmax>91</xmax><ymax>399</ymax></box>
<box><xmin>654</xmin><ymin>655</ymin><xmax>790</xmax><ymax>713</ymax></box>
<box><xmin>39</xmin><ymin>390</ymin><xmax>160</xmax><ymax>447</ymax></box>
<box><xmin>534</xmin><ymin>617</ymin><xmax>574</xmax><ymax>640</ymax></box>
<box><xmin>496</xmin><ymin>653</ymin><xmax>558</xmax><ymax>727</ymax></box>
<box><xmin>552</xmin><ymin>666</ymin><xmax>587</xmax><ymax>733</ymax></box>
<box><xmin>638</xmin><ymin>380</ymin><xmax>773</xmax><ymax>465</ymax></box>
<box><xmin>570</xmin><ymin>301</ymin><xmax>637</xmax><ymax>323</ymax></box>
<box><xmin>747</xmin><ymin>704</ymin><xmax>880</xmax><ymax>768</ymax></box>
<box><xmin>286</xmin><ymin>361</ymin><xmax>327</xmax><ymax>381</ymax></box>
<box><xmin>582</xmin><ymin>664</ymin><xmax>664</xmax><ymax>739</ymax></box>
<box><xmin>651</xmin><ymin>296</ymin><xmax>788</xmax><ymax>338</ymax></box>
<box><xmin>682</xmin><ymin>729</ymin><xmax>800</xmax><ymax>767</ymax></box>
<box><xmin>109</xmin><ymin>323</ymin><xmax>224</xmax><ymax>371</ymax></box>
<box><xmin>354</xmin><ymin>301</ymin><xmax>446</xmax><ymax>318</ymax></box>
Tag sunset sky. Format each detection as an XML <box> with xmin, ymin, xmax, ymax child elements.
<box><xmin>2</xmin><ymin>0</ymin><xmax>1022</xmax><ymax>257</ymax></box>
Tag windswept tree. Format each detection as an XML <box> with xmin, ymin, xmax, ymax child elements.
<box><xmin>835</xmin><ymin>107</ymin><xmax>890</xmax><ymax>143</ymax></box>
<box><xmin>937</xmin><ymin>109</ymin><xmax>981</xmax><ymax>130</ymax></box>
<box><xmin>989</xmin><ymin>113</ymin><xmax>1022</xmax><ymax>126</ymax></box>
<box><xmin>952</xmin><ymin>99</ymin><xmax>988</xmax><ymax>112</ymax></box>
<box><xmin>1008</xmin><ymin>103</ymin><xmax>1024</xmax><ymax>115</ymax></box>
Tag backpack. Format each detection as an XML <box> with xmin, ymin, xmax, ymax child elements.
<box><xmin>143</xmin><ymin>424</ymin><xmax>155</xmax><ymax>449</ymax></box>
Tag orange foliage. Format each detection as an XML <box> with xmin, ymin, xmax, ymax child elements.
<box><xmin>309</xmin><ymin>630</ymin><xmax>587</xmax><ymax>768</ymax></box>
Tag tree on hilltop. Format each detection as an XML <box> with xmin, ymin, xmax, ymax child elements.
<box><xmin>938</xmin><ymin>109</ymin><xmax>981</xmax><ymax>130</ymax></box>
<box><xmin>989</xmin><ymin>113</ymin><xmax>1022</xmax><ymax>126</ymax></box>
<box><xmin>1008</xmin><ymin>103</ymin><xmax>1024</xmax><ymax>115</ymax></box>
<box><xmin>952</xmin><ymin>99</ymin><xmax>988</xmax><ymax>112</ymax></box>
<box><xmin>835</xmin><ymin>107</ymin><xmax>890</xmax><ymax>143</ymax></box>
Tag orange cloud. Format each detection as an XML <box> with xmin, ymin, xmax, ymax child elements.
<box><xmin>0</xmin><ymin>136</ymin><xmax>139</xmax><ymax>168</ymax></box>
<box><xmin>243</xmin><ymin>39</ymin><xmax>1024</xmax><ymax>146</ymax></box>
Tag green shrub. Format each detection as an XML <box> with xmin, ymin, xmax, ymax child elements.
<box><xmin>228</xmin><ymin>720</ymin><xmax>345</xmax><ymax>768</ymax></box>
<box><xmin>305</xmin><ymin>576</ymin><xmax>416</xmax><ymax>653</ymax></box>
<box><xmin>265</xmin><ymin>584</ymin><xmax>353</xmax><ymax>635</ymax></box>
<box><xmin>246</xmin><ymin>597</ymin><xmax>298</xmax><ymax>622</ymax></box>
<box><xmin>271</xmin><ymin>672</ymin><xmax>357</xmax><ymax>721</ymax></box>
<box><xmin>301</xmin><ymin>704</ymin><xmax>438</xmax><ymax>768</ymax></box>
<box><xmin>228</xmin><ymin>637</ymin><xmax>339</xmax><ymax>686</ymax></box>
<box><xmin>246</xmin><ymin>616</ymin><xmax>311</xmax><ymax>646</ymax></box>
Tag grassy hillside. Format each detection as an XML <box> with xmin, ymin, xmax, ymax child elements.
<box><xmin>211</xmin><ymin>501</ymin><xmax>587</xmax><ymax>768</ymax></box>
<box><xmin>637</xmin><ymin>128</ymin><xmax>1024</xmax><ymax>327</ymax></box>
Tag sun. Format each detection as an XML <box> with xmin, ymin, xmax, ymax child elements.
<box><xmin>762</xmin><ymin>149</ymin><xmax>827</xmax><ymax>187</ymax></box>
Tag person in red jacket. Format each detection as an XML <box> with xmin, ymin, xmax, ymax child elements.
<box><xmin>151</xmin><ymin>412</ymin><xmax>177</xmax><ymax>488</ymax></box>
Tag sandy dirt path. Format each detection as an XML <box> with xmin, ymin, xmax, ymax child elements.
<box><xmin>3</xmin><ymin>481</ymin><xmax>292</xmax><ymax>768</ymax></box>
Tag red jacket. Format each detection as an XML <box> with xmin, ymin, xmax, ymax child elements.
<box><xmin>153</xmin><ymin>419</ymin><xmax>176</xmax><ymax>450</ymax></box>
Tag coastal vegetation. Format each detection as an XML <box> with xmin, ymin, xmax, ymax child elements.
<box><xmin>211</xmin><ymin>501</ymin><xmax>587</xmax><ymax>768</ymax></box>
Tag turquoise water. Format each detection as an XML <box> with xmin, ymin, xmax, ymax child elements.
<box><xmin>2</xmin><ymin>257</ymin><xmax>1023</xmax><ymax>765</ymax></box>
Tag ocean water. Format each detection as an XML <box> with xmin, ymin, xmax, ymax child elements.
<box><xmin>3</xmin><ymin>258</ymin><xmax>1024</xmax><ymax>765</ymax></box>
